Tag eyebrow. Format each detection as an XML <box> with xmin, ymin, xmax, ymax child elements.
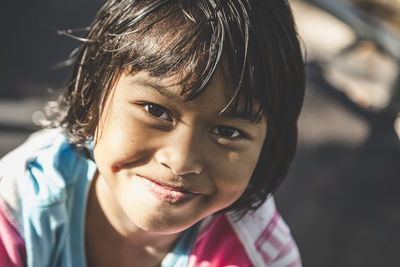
<box><xmin>218</xmin><ymin>110</ymin><xmax>260</xmax><ymax>124</ymax></box>
<box><xmin>133</xmin><ymin>79</ymin><xmax>182</xmax><ymax>101</ymax></box>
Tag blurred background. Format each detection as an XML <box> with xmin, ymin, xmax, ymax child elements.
<box><xmin>1</xmin><ymin>0</ymin><xmax>400</xmax><ymax>266</ymax></box>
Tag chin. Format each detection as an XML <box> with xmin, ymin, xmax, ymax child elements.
<box><xmin>135</xmin><ymin>217</ymin><xmax>196</xmax><ymax>235</ymax></box>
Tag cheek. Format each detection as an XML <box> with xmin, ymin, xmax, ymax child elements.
<box><xmin>93</xmin><ymin>110</ymin><xmax>147</xmax><ymax>176</ymax></box>
<box><xmin>212</xmin><ymin>151</ymin><xmax>259</xmax><ymax>200</ymax></box>
<box><xmin>94</xmin><ymin>132</ymin><xmax>148</xmax><ymax>176</ymax></box>
<box><xmin>214</xmin><ymin>142</ymin><xmax>261</xmax><ymax>201</ymax></box>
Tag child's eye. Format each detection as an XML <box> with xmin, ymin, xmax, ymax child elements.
<box><xmin>211</xmin><ymin>126</ymin><xmax>242</xmax><ymax>139</ymax></box>
<box><xmin>143</xmin><ymin>103</ymin><xmax>172</xmax><ymax>121</ymax></box>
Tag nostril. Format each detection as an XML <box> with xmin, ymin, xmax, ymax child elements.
<box><xmin>155</xmin><ymin>140</ymin><xmax>204</xmax><ymax>176</ymax></box>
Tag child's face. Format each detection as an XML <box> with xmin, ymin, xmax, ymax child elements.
<box><xmin>93</xmin><ymin>68</ymin><xmax>267</xmax><ymax>234</ymax></box>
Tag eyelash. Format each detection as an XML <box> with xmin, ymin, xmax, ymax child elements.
<box><xmin>211</xmin><ymin>126</ymin><xmax>243</xmax><ymax>139</ymax></box>
<box><xmin>141</xmin><ymin>102</ymin><xmax>244</xmax><ymax>139</ymax></box>
<box><xmin>142</xmin><ymin>103</ymin><xmax>172</xmax><ymax>122</ymax></box>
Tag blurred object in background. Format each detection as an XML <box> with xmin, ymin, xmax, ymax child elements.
<box><xmin>294</xmin><ymin>0</ymin><xmax>400</xmax><ymax>131</ymax></box>
<box><xmin>348</xmin><ymin>0</ymin><xmax>400</xmax><ymax>111</ymax></box>
<box><xmin>275</xmin><ymin>1</ymin><xmax>400</xmax><ymax>266</ymax></box>
<box><xmin>350</xmin><ymin>0</ymin><xmax>400</xmax><ymax>30</ymax></box>
<box><xmin>0</xmin><ymin>0</ymin><xmax>102</xmax><ymax>100</ymax></box>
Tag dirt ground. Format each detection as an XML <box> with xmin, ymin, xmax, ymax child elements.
<box><xmin>1</xmin><ymin>1</ymin><xmax>399</xmax><ymax>266</ymax></box>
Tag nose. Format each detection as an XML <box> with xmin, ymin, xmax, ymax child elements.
<box><xmin>155</xmin><ymin>127</ymin><xmax>204</xmax><ymax>176</ymax></box>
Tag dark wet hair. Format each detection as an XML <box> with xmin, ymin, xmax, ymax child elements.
<box><xmin>50</xmin><ymin>0</ymin><xmax>305</xmax><ymax>216</ymax></box>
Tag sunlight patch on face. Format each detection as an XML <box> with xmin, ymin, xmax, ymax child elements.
<box><xmin>228</xmin><ymin>151</ymin><xmax>240</xmax><ymax>162</ymax></box>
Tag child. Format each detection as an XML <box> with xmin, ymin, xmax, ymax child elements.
<box><xmin>0</xmin><ymin>0</ymin><xmax>305</xmax><ymax>266</ymax></box>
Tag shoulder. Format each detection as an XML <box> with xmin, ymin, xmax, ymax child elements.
<box><xmin>0</xmin><ymin>129</ymin><xmax>66</xmax><ymax>232</ymax></box>
<box><xmin>0</xmin><ymin>128</ymin><xmax>63</xmax><ymax>172</ymax></box>
<box><xmin>0</xmin><ymin>128</ymin><xmax>96</xmax><ymax>266</ymax></box>
<box><xmin>190</xmin><ymin>197</ymin><xmax>302</xmax><ymax>267</ymax></box>
<box><xmin>0</xmin><ymin>128</ymin><xmax>94</xmax><ymax>233</ymax></box>
<box><xmin>228</xmin><ymin>197</ymin><xmax>302</xmax><ymax>267</ymax></box>
<box><xmin>189</xmin><ymin>214</ymin><xmax>253</xmax><ymax>267</ymax></box>
<box><xmin>0</xmin><ymin>128</ymin><xmax>67</xmax><ymax>184</ymax></box>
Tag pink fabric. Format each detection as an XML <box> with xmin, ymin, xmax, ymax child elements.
<box><xmin>0</xmin><ymin>206</ymin><xmax>26</xmax><ymax>267</ymax></box>
<box><xmin>188</xmin><ymin>214</ymin><xmax>252</xmax><ymax>267</ymax></box>
<box><xmin>255</xmin><ymin>211</ymin><xmax>301</xmax><ymax>267</ymax></box>
<box><xmin>275</xmin><ymin>239</ymin><xmax>302</xmax><ymax>267</ymax></box>
<box><xmin>188</xmin><ymin>211</ymin><xmax>301</xmax><ymax>267</ymax></box>
<box><xmin>255</xmin><ymin>211</ymin><xmax>280</xmax><ymax>264</ymax></box>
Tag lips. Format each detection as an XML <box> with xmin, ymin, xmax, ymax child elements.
<box><xmin>139</xmin><ymin>175</ymin><xmax>200</xmax><ymax>204</ymax></box>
